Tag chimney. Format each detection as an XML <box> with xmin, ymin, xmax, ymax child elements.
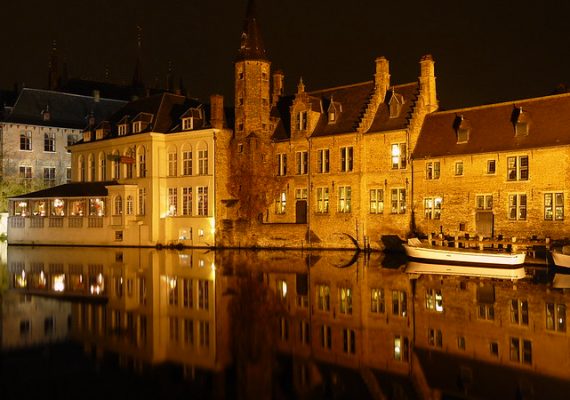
<box><xmin>272</xmin><ymin>70</ymin><xmax>284</xmax><ymax>106</ymax></box>
<box><xmin>374</xmin><ymin>57</ymin><xmax>390</xmax><ymax>97</ymax></box>
<box><xmin>210</xmin><ymin>94</ymin><xmax>224</xmax><ymax>129</ymax></box>
<box><xmin>419</xmin><ymin>54</ymin><xmax>438</xmax><ymax>112</ymax></box>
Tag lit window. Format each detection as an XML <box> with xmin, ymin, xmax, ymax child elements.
<box><xmin>455</xmin><ymin>161</ymin><xmax>464</xmax><ymax>176</ymax></box>
<box><xmin>507</xmin><ymin>155</ymin><xmax>529</xmax><ymax>181</ymax></box>
<box><xmin>546</xmin><ymin>303</ymin><xmax>566</xmax><ymax>332</ymax></box>
<box><xmin>392</xmin><ymin>290</ymin><xmax>407</xmax><ymax>317</ymax></box>
<box><xmin>426</xmin><ymin>288</ymin><xmax>444</xmax><ymax>312</ymax></box>
<box><xmin>426</xmin><ymin>161</ymin><xmax>440</xmax><ymax>180</ymax></box>
<box><xmin>182</xmin><ymin>117</ymin><xmax>193</xmax><ymax>130</ymax></box>
<box><xmin>394</xmin><ymin>335</ymin><xmax>409</xmax><ymax>362</ymax></box>
<box><xmin>391</xmin><ymin>143</ymin><xmax>407</xmax><ymax>169</ymax></box>
<box><xmin>476</xmin><ymin>194</ymin><xmax>493</xmax><ymax>210</ymax></box>
<box><xmin>316</xmin><ymin>187</ymin><xmax>329</xmax><ymax>213</ymax></box>
<box><xmin>316</xmin><ymin>284</ymin><xmax>330</xmax><ymax>311</ymax></box>
<box><xmin>277</xmin><ymin>153</ymin><xmax>287</xmax><ymax>176</ymax></box>
<box><xmin>339</xmin><ymin>287</ymin><xmax>352</xmax><ymax>315</ymax></box>
<box><xmin>168</xmin><ymin>188</ymin><xmax>177</xmax><ymax>216</ymax></box>
<box><xmin>545</xmin><ymin>193</ymin><xmax>564</xmax><ymax>221</ymax></box>
<box><xmin>508</xmin><ymin>193</ymin><xmax>527</xmax><ymax>220</ymax></box>
<box><xmin>371</xmin><ymin>288</ymin><xmax>385</xmax><ymax>313</ymax></box>
<box><xmin>338</xmin><ymin>186</ymin><xmax>351</xmax><ymax>213</ymax></box>
<box><xmin>391</xmin><ymin>188</ymin><xmax>406</xmax><ymax>214</ymax></box>
<box><xmin>182</xmin><ymin>187</ymin><xmax>192</xmax><ymax>216</ymax></box>
<box><xmin>370</xmin><ymin>189</ymin><xmax>384</xmax><ymax>214</ymax></box>
<box><xmin>197</xmin><ymin>186</ymin><xmax>208</xmax><ymax>216</ymax></box>
<box><xmin>424</xmin><ymin>197</ymin><xmax>442</xmax><ymax>220</ymax></box>
<box><xmin>275</xmin><ymin>191</ymin><xmax>286</xmax><ymax>214</ymax></box>
<box><xmin>277</xmin><ymin>279</ymin><xmax>288</xmax><ymax>299</ymax></box>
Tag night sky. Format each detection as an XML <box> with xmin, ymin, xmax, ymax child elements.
<box><xmin>2</xmin><ymin>0</ymin><xmax>570</xmax><ymax>110</ymax></box>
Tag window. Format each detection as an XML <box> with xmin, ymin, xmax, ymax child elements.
<box><xmin>478</xmin><ymin>304</ymin><xmax>495</xmax><ymax>320</ymax></box>
<box><xmin>426</xmin><ymin>288</ymin><xmax>444</xmax><ymax>312</ymax></box>
<box><xmin>198</xmin><ymin>149</ymin><xmax>208</xmax><ymax>175</ymax></box>
<box><xmin>20</xmin><ymin>320</ymin><xmax>31</xmax><ymax>337</ymax></box>
<box><xmin>299</xmin><ymin>320</ymin><xmax>310</xmax><ymax>345</ymax></box>
<box><xmin>339</xmin><ymin>287</ymin><xmax>352</xmax><ymax>315</ymax></box>
<box><xmin>114</xmin><ymin>196</ymin><xmax>123</xmax><ymax>215</ymax></box>
<box><xmin>457</xmin><ymin>128</ymin><xmax>469</xmax><ymax>143</ymax></box>
<box><xmin>197</xmin><ymin>186</ymin><xmax>209</xmax><ymax>216</ymax></box>
<box><xmin>546</xmin><ymin>303</ymin><xmax>566</xmax><ymax>332</ymax></box>
<box><xmin>457</xmin><ymin>336</ymin><xmax>466</xmax><ymax>350</ymax></box>
<box><xmin>424</xmin><ymin>197</ymin><xmax>442</xmax><ymax>220</ymax></box>
<box><xmin>126</xmin><ymin>196</ymin><xmax>134</xmax><ymax>215</ymax></box>
<box><xmin>199</xmin><ymin>320</ymin><xmax>210</xmax><ymax>348</ymax></box>
<box><xmin>510</xmin><ymin>299</ymin><xmax>529</xmax><ymax>326</ymax></box>
<box><xmin>138</xmin><ymin>148</ymin><xmax>146</xmax><ymax>178</ymax></box>
<box><xmin>371</xmin><ymin>288</ymin><xmax>385</xmax><ymax>313</ymax></box>
<box><xmin>20</xmin><ymin>131</ymin><xmax>32</xmax><ymax>151</ymax></box>
<box><xmin>317</xmin><ymin>149</ymin><xmax>330</xmax><ymax>173</ymax></box>
<box><xmin>321</xmin><ymin>325</ymin><xmax>332</xmax><ymax>349</ymax></box>
<box><xmin>276</xmin><ymin>153</ymin><xmax>287</xmax><ymax>176</ymax></box>
<box><xmin>340</xmin><ymin>146</ymin><xmax>353</xmax><ymax>172</ymax></box>
<box><xmin>370</xmin><ymin>189</ymin><xmax>384</xmax><ymax>214</ymax></box>
<box><xmin>426</xmin><ymin>161</ymin><xmax>440</xmax><ymax>180</ymax></box>
<box><xmin>44</xmin><ymin>132</ymin><xmax>55</xmax><ymax>152</ymax></box>
<box><xmin>182</xmin><ymin>187</ymin><xmax>192</xmax><ymax>216</ymax></box>
<box><xmin>298</xmin><ymin>111</ymin><xmax>308</xmax><ymax>130</ymax></box>
<box><xmin>184</xmin><ymin>319</ymin><xmax>194</xmax><ymax>346</ymax></box>
<box><xmin>99</xmin><ymin>153</ymin><xmax>107</xmax><ymax>181</ymax></box>
<box><xmin>277</xmin><ymin>279</ymin><xmax>288</xmax><ymax>299</ymax></box>
<box><xmin>66</xmin><ymin>167</ymin><xmax>72</xmax><ymax>183</ymax></box>
<box><xmin>510</xmin><ymin>338</ymin><xmax>532</xmax><ymax>365</ymax></box>
<box><xmin>507</xmin><ymin>155</ymin><xmax>529</xmax><ymax>181</ymax></box>
<box><xmin>88</xmin><ymin>155</ymin><xmax>95</xmax><ymax>181</ymax></box>
<box><xmin>394</xmin><ymin>335</ymin><xmax>409</xmax><ymax>361</ymax></box>
<box><xmin>138</xmin><ymin>188</ymin><xmax>146</xmax><ymax>215</ymax></box>
<box><xmin>43</xmin><ymin>167</ymin><xmax>56</xmax><ymax>186</ymax></box>
<box><xmin>316</xmin><ymin>187</ymin><xmax>329</xmax><ymax>213</ymax></box>
<box><xmin>295</xmin><ymin>188</ymin><xmax>308</xmax><ymax>200</ymax></box>
<box><xmin>168</xmin><ymin>149</ymin><xmax>177</xmax><ymax>176</ymax></box>
<box><xmin>391</xmin><ymin>188</ymin><xmax>406</xmax><ymax>214</ymax></box>
<box><xmin>132</xmin><ymin>121</ymin><xmax>144</xmax><ymax>133</ymax></box>
<box><xmin>296</xmin><ymin>151</ymin><xmax>308</xmax><ymax>175</ymax></box>
<box><xmin>183</xmin><ymin>279</ymin><xmax>193</xmax><ymax>308</ymax></box>
<box><xmin>279</xmin><ymin>318</ymin><xmax>289</xmax><ymax>341</ymax></box>
<box><xmin>545</xmin><ymin>193</ymin><xmax>564</xmax><ymax>221</ymax></box>
<box><xmin>316</xmin><ymin>284</ymin><xmax>330</xmax><ymax>311</ymax></box>
<box><xmin>508</xmin><ymin>194</ymin><xmax>527</xmax><ymax>220</ymax></box>
<box><xmin>391</xmin><ymin>143</ymin><xmax>407</xmax><ymax>169</ymax></box>
<box><xmin>19</xmin><ymin>166</ymin><xmax>32</xmax><ymax>186</ymax></box>
<box><xmin>112</xmin><ymin>151</ymin><xmax>120</xmax><ymax>179</ymax></box>
<box><xmin>428</xmin><ymin>328</ymin><xmax>443</xmax><ymax>348</ymax></box>
<box><xmin>476</xmin><ymin>194</ymin><xmax>493</xmax><ymax>210</ymax></box>
<box><xmin>167</xmin><ymin>277</ymin><xmax>178</xmax><ymax>305</ymax></box>
<box><xmin>182</xmin><ymin>117</ymin><xmax>193</xmax><ymax>130</ymax></box>
<box><xmin>182</xmin><ymin>149</ymin><xmax>192</xmax><ymax>176</ymax></box>
<box><xmin>487</xmin><ymin>160</ymin><xmax>496</xmax><ymax>174</ymax></box>
<box><xmin>392</xmin><ymin>290</ymin><xmax>407</xmax><ymax>317</ymax></box>
<box><xmin>338</xmin><ymin>186</ymin><xmax>351</xmax><ymax>213</ymax></box>
<box><xmin>455</xmin><ymin>161</ymin><xmax>464</xmax><ymax>176</ymax></box>
<box><xmin>168</xmin><ymin>188</ymin><xmax>177</xmax><ymax>216</ymax></box>
<box><xmin>118</xmin><ymin>124</ymin><xmax>128</xmax><ymax>136</ymax></box>
<box><xmin>343</xmin><ymin>329</ymin><xmax>356</xmax><ymax>354</ymax></box>
<box><xmin>198</xmin><ymin>280</ymin><xmax>209</xmax><ymax>310</ymax></box>
<box><xmin>490</xmin><ymin>341</ymin><xmax>499</xmax><ymax>357</ymax></box>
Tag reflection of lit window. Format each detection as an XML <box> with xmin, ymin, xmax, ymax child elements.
<box><xmin>90</xmin><ymin>273</ymin><xmax>104</xmax><ymax>295</ymax></box>
<box><xmin>52</xmin><ymin>198</ymin><xmax>65</xmax><ymax>216</ymax></box>
<box><xmin>15</xmin><ymin>270</ymin><xmax>27</xmax><ymax>288</ymax></box>
<box><xmin>198</xmin><ymin>229</ymin><xmax>204</xmax><ymax>237</ymax></box>
<box><xmin>179</xmin><ymin>254</ymin><xmax>191</xmax><ymax>267</ymax></box>
<box><xmin>394</xmin><ymin>335</ymin><xmax>409</xmax><ymax>361</ymax></box>
<box><xmin>39</xmin><ymin>271</ymin><xmax>47</xmax><ymax>288</ymax></box>
<box><xmin>426</xmin><ymin>288</ymin><xmax>444</xmax><ymax>312</ymax></box>
<box><xmin>53</xmin><ymin>274</ymin><xmax>65</xmax><ymax>292</ymax></box>
<box><xmin>199</xmin><ymin>259</ymin><xmax>205</xmax><ymax>268</ymax></box>
<box><xmin>277</xmin><ymin>279</ymin><xmax>288</xmax><ymax>299</ymax></box>
<box><xmin>339</xmin><ymin>287</ymin><xmax>352</xmax><ymax>315</ymax></box>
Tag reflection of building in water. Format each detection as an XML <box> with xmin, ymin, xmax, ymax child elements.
<box><xmin>0</xmin><ymin>291</ymin><xmax>71</xmax><ymax>350</ymax></box>
<box><xmin>5</xmin><ymin>247</ymin><xmax>570</xmax><ymax>397</ymax></box>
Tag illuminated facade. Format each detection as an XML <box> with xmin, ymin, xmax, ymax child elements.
<box><xmin>7</xmin><ymin>93</ymin><xmax>232</xmax><ymax>247</ymax></box>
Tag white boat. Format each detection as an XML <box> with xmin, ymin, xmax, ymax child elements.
<box><xmin>404</xmin><ymin>238</ymin><xmax>526</xmax><ymax>266</ymax></box>
<box><xmin>551</xmin><ymin>250</ymin><xmax>570</xmax><ymax>268</ymax></box>
<box><xmin>406</xmin><ymin>261</ymin><xmax>527</xmax><ymax>280</ymax></box>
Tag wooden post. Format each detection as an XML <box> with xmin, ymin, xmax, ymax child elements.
<box><xmin>478</xmin><ymin>235</ymin><xmax>484</xmax><ymax>251</ymax></box>
<box><xmin>512</xmin><ymin>236</ymin><xmax>517</xmax><ymax>253</ymax></box>
<box><xmin>454</xmin><ymin>233</ymin><xmax>459</xmax><ymax>248</ymax></box>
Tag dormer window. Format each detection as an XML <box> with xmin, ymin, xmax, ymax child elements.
<box><xmin>329</xmin><ymin>110</ymin><xmax>336</xmax><ymax>122</ymax></box>
<box><xmin>83</xmin><ymin>130</ymin><xmax>92</xmax><ymax>142</ymax></box>
<box><xmin>182</xmin><ymin>117</ymin><xmax>194</xmax><ymax>131</ymax></box>
<box><xmin>298</xmin><ymin>111</ymin><xmax>308</xmax><ymax>131</ymax></box>
<box><xmin>42</xmin><ymin>109</ymin><xmax>51</xmax><ymax>121</ymax></box>
<box><xmin>454</xmin><ymin>115</ymin><xmax>470</xmax><ymax>144</ymax></box>
<box><xmin>388</xmin><ymin>91</ymin><xmax>404</xmax><ymax>118</ymax></box>
<box><xmin>132</xmin><ymin>121</ymin><xmax>144</xmax><ymax>133</ymax></box>
<box><xmin>327</xmin><ymin>100</ymin><xmax>341</xmax><ymax>124</ymax></box>
<box><xmin>512</xmin><ymin>106</ymin><xmax>530</xmax><ymax>136</ymax></box>
<box><xmin>118</xmin><ymin>124</ymin><xmax>128</xmax><ymax>136</ymax></box>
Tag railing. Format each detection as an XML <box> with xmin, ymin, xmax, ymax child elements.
<box><xmin>9</xmin><ymin>216</ymin><xmax>25</xmax><ymax>228</ymax></box>
<box><xmin>68</xmin><ymin>217</ymin><xmax>83</xmax><ymax>228</ymax></box>
<box><xmin>88</xmin><ymin>217</ymin><xmax>104</xmax><ymax>228</ymax></box>
<box><xmin>427</xmin><ymin>233</ymin><xmax>550</xmax><ymax>254</ymax></box>
<box><xmin>48</xmin><ymin>217</ymin><xmax>64</xmax><ymax>228</ymax></box>
<box><xmin>30</xmin><ymin>217</ymin><xmax>44</xmax><ymax>228</ymax></box>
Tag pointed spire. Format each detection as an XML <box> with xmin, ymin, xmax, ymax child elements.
<box><xmin>237</xmin><ymin>0</ymin><xmax>267</xmax><ymax>61</ymax></box>
<box><xmin>47</xmin><ymin>40</ymin><xmax>60</xmax><ymax>90</ymax></box>
<box><xmin>297</xmin><ymin>77</ymin><xmax>305</xmax><ymax>94</ymax></box>
<box><xmin>132</xmin><ymin>26</ymin><xmax>144</xmax><ymax>90</ymax></box>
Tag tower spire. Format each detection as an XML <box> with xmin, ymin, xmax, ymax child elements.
<box><xmin>132</xmin><ymin>26</ymin><xmax>144</xmax><ymax>91</ymax></box>
<box><xmin>237</xmin><ymin>0</ymin><xmax>267</xmax><ymax>61</ymax></box>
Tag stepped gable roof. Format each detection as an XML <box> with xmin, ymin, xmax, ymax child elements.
<box><xmin>368</xmin><ymin>82</ymin><xmax>419</xmax><ymax>132</ymax></box>
<box><xmin>106</xmin><ymin>92</ymin><xmax>204</xmax><ymax>134</ymax></box>
<box><xmin>271</xmin><ymin>95</ymin><xmax>293</xmax><ymax>141</ymax></box>
<box><xmin>3</xmin><ymin>88</ymin><xmax>126</xmax><ymax>129</ymax></box>
<box><xmin>10</xmin><ymin>181</ymin><xmax>120</xmax><ymax>199</ymax></box>
<box><xmin>413</xmin><ymin>92</ymin><xmax>570</xmax><ymax>159</ymax></box>
<box><xmin>310</xmin><ymin>81</ymin><xmax>374</xmax><ymax>137</ymax></box>
<box><xmin>237</xmin><ymin>0</ymin><xmax>267</xmax><ymax>61</ymax></box>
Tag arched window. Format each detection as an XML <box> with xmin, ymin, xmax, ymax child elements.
<box><xmin>137</xmin><ymin>146</ymin><xmax>146</xmax><ymax>178</ymax></box>
<box><xmin>124</xmin><ymin>149</ymin><xmax>133</xmax><ymax>179</ymax></box>
<box><xmin>181</xmin><ymin>143</ymin><xmax>192</xmax><ymax>176</ymax></box>
<box><xmin>78</xmin><ymin>155</ymin><xmax>85</xmax><ymax>182</ymax></box>
<box><xmin>168</xmin><ymin>146</ymin><xmax>178</xmax><ymax>177</ymax></box>
<box><xmin>88</xmin><ymin>154</ymin><xmax>95</xmax><ymax>182</ymax></box>
<box><xmin>99</xmin><ymin>152</ymin><xmax>106</xmax><ymax>181</ymax></box>
<box><xmin>126</xmin><ymin>195</ymin><xmax>134</xmax><ymax>215</ymax></box>
<box><xmin>114</xmin><ymin>195</ymin><xmax>123</xmax><ymax>215</ymax></box>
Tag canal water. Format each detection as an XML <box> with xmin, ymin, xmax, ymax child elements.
<box><xmin>1</xmin><ymin>244</ymin><xmax>569</xmax><ymax>399</ymax></box>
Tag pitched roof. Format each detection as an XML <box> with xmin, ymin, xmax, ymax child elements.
<box><xmin>413</xmin><ymin>92</ymin><xmax>570</xmax><ymax>159</ymax></box>
<box><xmin>3</xmin><ymin>88</ymin><xmax>126</xmax><ymax>129</ymax></box>
<box><xmin>368</xmin><ymin>83</ymin><xmax>419</xmax><ymax>132</ymax></box>
<box><xmin>9</xmin><ymin>181</ymin><xmax>120</xmax><ymax>199</ymax></box>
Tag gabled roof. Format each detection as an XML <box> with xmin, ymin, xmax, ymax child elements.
<box><xmin>413</xmin><ymin>92</ymin><xmax>570</xmax><ymax>159</ymax></box>
<box><xmin>368</xmin><ymin>83</ymin><xmax>419</xmax><ymax>132</ymax></box>
<box><xmin>2</xmin><ymin>88</ymin><xmax>126</xmax><ymax>129</ymax></box>
<box><xmin>9</xmin><ymin>181</ymin><xmax>120</xmax><ymax>199</ymax></box>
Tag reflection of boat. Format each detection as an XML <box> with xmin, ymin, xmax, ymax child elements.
<box><xmin>405</xmin><ymin>261</ymin><xmax>527</xmax><ymax>280</ymax></box>
<box><xmin>551</xmin><ymin>251</ymin><xmax>570</xmax><ymax>268</ymax></box>
<box><xmin>403</xmin><ymin>238</ymin><xmax>526</xmax><ymax>266</ymax></box>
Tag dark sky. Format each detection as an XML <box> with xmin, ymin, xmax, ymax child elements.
<box><xmin>2</xmin><ymin>0</ymin><xmax>570</xmax><ymax>110</ymax></box>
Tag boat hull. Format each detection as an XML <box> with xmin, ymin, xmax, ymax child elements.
<box><xmin>552</xmin><ymin>251</ymin><xmax>570</xmax><ymax>268</ymax></box>
<box><xmin>406</xmin><ymin>261</ymin><xmax>527</xmax><ymax>280</ymax></box>
<box><xmin>403</xmin><ymin>244</ymin><xmax>526</xmax><ymax>266</ymax></box>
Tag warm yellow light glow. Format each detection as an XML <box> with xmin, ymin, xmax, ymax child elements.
<box><xmin>168</xmin><ymin>277</ymin><xmax>177</xmax><ymax>289</ymax></box>
<box><xmin>53</xmin><ymin>274</ymin><xmax>65</xmax><ymax>292</ymax></box>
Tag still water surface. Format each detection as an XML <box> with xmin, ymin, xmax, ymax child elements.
<box><xmin>1</xmin><ymin>244</ymin><xmax>569</xmax><ymax>399</ymax></box>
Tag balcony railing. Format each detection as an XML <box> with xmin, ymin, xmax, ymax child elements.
<box><xmin>30</xmin><ymin>217</ymin><xmax>44</xmax><ymax>228</ymax></box>
<box><xmin>49</xmin><ymin>217</ymin><xmax>64</xmax><ymax>228</ymax></box>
